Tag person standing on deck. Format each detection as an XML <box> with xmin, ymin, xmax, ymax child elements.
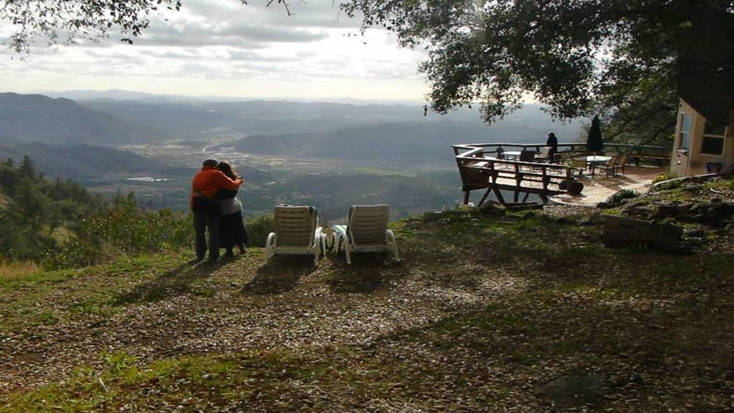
<box><xmin>190</xmin><ymin>159</ymin><xmax>243</xmax><ymax>263</ymax></box>
<box><xmin>546</xmin><ymin>132</ymin><xmax>558</xmax><ymax>163</ymax></box>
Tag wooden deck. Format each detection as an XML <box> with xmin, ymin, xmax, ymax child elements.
<box><xmin>454</xmin><ymin>143</ymin><xmax>669</xmax><ymax>206</ymax></box>
<box><xmin>551</xmin><ymin>165</ymin><xmax>663</xmax><ymax>206</ymax></box>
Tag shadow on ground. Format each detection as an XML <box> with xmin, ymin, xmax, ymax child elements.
<box><xmin>243</xmin><ymin>255</ymin><xmax>316</xmax><ymax>295</ymax></box>
<box><xmin>326</xmin><ymin>252</ymin><xmax>397</xmax><ymax>294</ymax></box>
<box><xmin>112</xmin><ymin>260</ymin><xmax>219</xmax><ymax>305</ymax></box>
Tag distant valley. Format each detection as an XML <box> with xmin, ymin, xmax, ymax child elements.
<box><xmin>0</xmin><ymin>91</ymin><xmax>585</xmax><ymax>221</ymax></box>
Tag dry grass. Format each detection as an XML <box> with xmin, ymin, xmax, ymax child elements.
<box><xmin>1</xmin><ymin>206</ymin><xmax>733</xmax><ymax>411</ymax></box>
<box><xmin>0</xmin><ymin>261</ymin><xmax>39</xmax><ymax>281</ymax></box>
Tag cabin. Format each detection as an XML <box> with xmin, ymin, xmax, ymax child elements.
<box><xmin>670</xmin><ymin>3</ymin><xmax>734</xmax><ymax>176</ymax></box>
<box><xmin>671</xmin><ymin>99</ymin><xmax>734</xmax><ymax>176</ymax></box>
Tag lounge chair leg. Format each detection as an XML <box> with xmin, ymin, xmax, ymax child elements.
<box><xmin>345</xmin><ymin>243</ymin><xmax>352</xmax><ymax>264</ymax></box>
<box><xmin>386</xmin><ymin>230</ymin><xmax>399</xmax><ymax>261</ymax></box>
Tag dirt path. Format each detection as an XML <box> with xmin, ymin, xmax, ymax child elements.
<box><xmin>0</xmin><ymin>248</ymin><xmax>527</xmax><ymax>394</ymax></box>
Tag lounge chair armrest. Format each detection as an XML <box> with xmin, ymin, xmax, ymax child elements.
<box><xmin>266</xmin><ymin>232</ymin><xmax>276</xmax><ymax>248</ymax></box>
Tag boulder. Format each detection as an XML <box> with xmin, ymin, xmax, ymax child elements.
<box><xmin>625</xmin><ymin>206</ymin><xmax>654</xmax><ymax>219</ymax></box>
<box><xmin>478</xmin><ymin>202</ymin><xmax>506</xmax><ymax>216</ymax></box>
<box><xmin>651</xmin><ymin>204</ymin><xmax>678</xmax><ymax>219</ymax></box>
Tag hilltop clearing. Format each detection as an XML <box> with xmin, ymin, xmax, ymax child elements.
<box><xmin>2</xmin><ymin>186</ymin><xmax>733</xmax><ymax>411</ymax></box>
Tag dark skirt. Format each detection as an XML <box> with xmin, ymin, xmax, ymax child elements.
<box><xmin>220</xmin><ymin>211</ymin><xmax>248</xmax><ymax>249</ymax></box>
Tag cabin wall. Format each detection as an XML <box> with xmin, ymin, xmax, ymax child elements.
<box><xmin>671</xmin><ymin>100</ymin><xmax>734</xmax><ymax>176</ymax></box>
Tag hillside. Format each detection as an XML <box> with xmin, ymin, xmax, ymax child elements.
<box><xmin>0</xmin><ymin>142</ymin><xmax>189</xmax><ymax>179</ymax></box>
<box><xmin>231</xmin><ymin>121</ymin><xmax>510</xmax><ymax>163</ymax></box>
<box><xmin>82</xmin><ymin>98</ymin><xmax>583</xmax><ymax>141</ymax></box>
<box><xmin>1</xmin><ymin>177</ymin><xmax>733</xmax><ymax>410</ymax></box>
<box><xmin>0</xmin><ymin>93</ymin><xmax>166</xmax><ymax>145</ymax></box>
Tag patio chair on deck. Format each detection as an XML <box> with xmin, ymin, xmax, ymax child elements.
<box><xmin>592</xmin><ymin>154</ymin><xmax>620</xmax><ymax>177</ymax></box>
<box><xmin>570</xmin><ymin>157</ymin><xmax>588</xmax><ymax>176</ymax></box>
<box><xmin>519</xmin><ymin>150</ymin><xmax>536</xmax><ymax>162</ymax></box>
<box><xmin>264</xmin><ymin>205</ymin><xmax>327</xmax><ymax>265</ymax></box>
<box><xmin>537</xmin><ymin>146</ymin><xmax>554</xmax><ymax>163</ymax></box>
<box><xmin>333</xmin><ymin>204</ymin><xmax>399</xmax><ymax>264</ymax></box>
<box><xmin>616</xmin><ymin>153</ymin><xmax>630</xmax><ymax>175</ymax></box>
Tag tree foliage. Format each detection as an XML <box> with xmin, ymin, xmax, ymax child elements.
<box><xmin>1</xmin><ymin>0</ymin><xmax>182</xmax><ymax>53</ymax></box>
<box><xmin>343</xmin><ymin>0</ymin><xmax>734</xmax><ymax>143</ymax></box>
<box><xmin>0</xmin><ymin>0</ymin><xmax>299</xmax><ymax>53</ymax></box>
<box><xmin>0</xmin><ymin>156</ymin><xmax>192</xmax><ymax>267</ymax></box>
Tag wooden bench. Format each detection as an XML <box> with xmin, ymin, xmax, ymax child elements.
<box><xmin>630</xmin><ymin>153</ymin><xmax>671</xmax><ymax>167</ymax></box>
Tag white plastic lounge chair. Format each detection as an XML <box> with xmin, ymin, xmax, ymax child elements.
<box><xmin>264</xmin><ymin>205</ymin><xmax>326</xmax><ymax>265</ymax></box>
<box><xmin>333</xmin><ymin>204</ymin><xmax>399</xmax><ymax>264</ymax></box>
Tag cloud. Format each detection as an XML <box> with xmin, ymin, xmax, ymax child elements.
<box><xmin>0</xmin><ymin>0</ymin><xmax>429</xmax><ymax>101</ymax></box>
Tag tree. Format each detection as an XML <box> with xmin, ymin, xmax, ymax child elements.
<box><xmin>1</xmin><ymin>1</ymin><xmax>179</xmax><ymax>53</ymax></box>
<box><xmin>343</xmin><ymin>0</ymin><xmax>734</xmax><ymax>143</ymax></box>
<box><xmin>586</xmin><ymin>115</ymin><xmax>603</xmax><ymax>153</ymax></box>
<box><xmin>1</xmin><ymin>0</ymin><xmax>291</xmax><ymax>53</ymax></box>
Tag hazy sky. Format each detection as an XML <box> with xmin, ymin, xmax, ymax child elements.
<box><xmin>0</xmin><ymin>0</ymin><xmax>429</xmax><ymax>101</ymax></box>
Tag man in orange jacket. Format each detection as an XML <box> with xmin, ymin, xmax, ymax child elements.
<box><xmin>191</xmin><ymin>159</ymin><xmax>244</xmax><ymax>262</ymax></box>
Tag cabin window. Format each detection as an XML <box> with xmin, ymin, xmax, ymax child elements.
<box><xmin>678</xmin><ymin>113</ymin><xmax>692</xmax><ymax>151</ymax></box>
<box><xmin>701</xmin><ymin>121</ymin><xmax>726</xmax><ymax>155</ymax></box>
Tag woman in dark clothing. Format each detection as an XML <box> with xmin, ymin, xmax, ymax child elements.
<box><xmin>546</xmin><ymin>132</ymin><xmax>558</xmax><ymax>163</ymax></box>
<box><xmin>217</xmin><ymin>162</ymin><xmax>248</xmax><ymax>257</ymax></box>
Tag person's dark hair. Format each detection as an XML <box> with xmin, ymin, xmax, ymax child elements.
<box><xmin>548</xmin><ymin>132</ymin><xmax>556</xmax><ymax>138</ymax></box>
<box><xmin>202</xmin><ymin>159</ymin><xmax>218</xmax><ymax>168</ymax></box>
<box><xmin>217</xmin><ymin>161</ymin><xmax>237</xmax><ymax>180</ymax></box>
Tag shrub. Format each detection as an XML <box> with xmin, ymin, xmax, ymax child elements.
<box><xmin>44</xmin><ymin>194</ymin><xmax>192</xmax><ymax>269</ymax></box>
<box><xmin>245</xmin><ymin>214</ymin><xmax>275</xmax><ymax>248</ymax></box>
<box><xmin>652</xmin><ymin>173</ymin><xmax>670</xmax><ymax>184</ymax></box>
<box><xmin>655</xmin><ymin>179</ymin><xmax>682</xmax><ymax>190</ymax></box>
<box><xmin>606</xmin><ymin>189</ymin><xmax>640</xmax><ymax>205</ymax></box>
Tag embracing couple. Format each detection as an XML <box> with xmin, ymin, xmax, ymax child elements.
<box><xmin>190</xmin><ymin>159</ymin><xmax>249</xmax><ymax>263</ymax></box>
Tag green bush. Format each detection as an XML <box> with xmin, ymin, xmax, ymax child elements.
<box><xmin>652</xmin><ymin>173</ymin><xmax>670</xmax><ymax>184</ymax></box>
<box><xmin>44</xmin><ymin>194</ymin><xmax>192</xmax><ymax>269</ymax></box>
<box><xmin>245</xmin><ymin>214</ymin><xmax>275</xmax><ymax>248</ymax></box>
<box><xmin>655</xmin><ymin>179</ymin><xmax>682</xmax><ymax>190</ymax></box>
<box><xmin>606</xmin><ymin>189</ymin><xmax>640</xmax><ymax>205</ymax></box>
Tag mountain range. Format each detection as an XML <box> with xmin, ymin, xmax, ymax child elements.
<box><xmin>0</xmin><ymin>141</ymin><xmax>189</xmax><ymax>179</ymax></box>
<box><xmin>0</xmin><ymin>91</ymin><xmax>586</xmax><ymax>179</ymax></box>
<box><xmin>0</xmin><ymin>93</ymin><xmax>167</xmax><ymax>145</ymax></box>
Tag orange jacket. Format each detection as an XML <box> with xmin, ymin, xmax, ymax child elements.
<box><xmin>190</xmin><ymin>166</ymin><xmax>243</xmax><ymax>208</ymax></box>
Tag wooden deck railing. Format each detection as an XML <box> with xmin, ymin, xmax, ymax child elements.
<box><xmin>454</xmin><ymin>144</ymin><xmax>573</xmax><ymax>205</ymax></box>
<box><xmin>453</xmin><ymin>142</ymin><xmax>672</xmax><ymax>206</ymax></box>
<box><xmin>452</xmin><ymin>142</ymin><xmax>672</xmax><ymax>159</ymax></box>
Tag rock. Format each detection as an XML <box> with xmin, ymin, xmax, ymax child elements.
<box><xmin>690</xmin><ymin>203</ymin><xmax>709</xmax><ymax>215</ymax></box>
<box><xmin>421</xmin><ymin>211</ymin><xmax>444</xmax><ymax>223</ymax></box>
<box><xmin>708</xmin><ymin>202</ymin><xmax>734</xmax><ymax>218</ymax></box>
<box><xmin>684</xmin><ymin>228</ymin><xmax>706</xmax><ymax>238</ymax></box>
<box><xmin>478</xmin><ymin>202</ymin><xmax>506</xmax><ymax>216</ymax></box>
<box><xmin>602</xmin><ymin>216</ymin><xmax>684</xmax><ymax>252</ymax></box>
<box><xmin>555</xmin><ymin>216</ymin><xmax>576</xmax><ymax>224</ymax></box>
<box><xmin>596</xmin><ymin>202</ymin><xmax>615</xmax><ymax>209</ymax></box>
<box><xmin>625</xmin><ymin>206</ymin><xmax>654</xmax><ymax>218</ymax></box>
<box><xmin>689</xmin><ymin>213</ymin><xmax>708</xmax><ymax>223</ymax></box>
<box><xmin>537</xmin><ymin>374</ymin><xmax>606</xmax><ymax>410</ymax></box>
<box><xmin>651</xmin><ymin>204</ymin><xmax>678</xmax><ymax>219</ymax></box>
<box><xmin>675</xmin><ymin>203</ymin><xmax>693</xmax><ymax>214</ymax></box>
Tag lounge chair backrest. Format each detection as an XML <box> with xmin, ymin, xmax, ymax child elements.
<box><xmin>347</xmin><ymin>205</ymin><xmax>389</xmax><ymax>245</ymax></box>
<box><xmin>274</xmin><ymin>205</ymin><xmax>316</xmax><ymax>246</ymax></box>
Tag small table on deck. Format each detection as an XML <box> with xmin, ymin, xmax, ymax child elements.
<box><xmin>503</xmin><ymin>151</ymin><xmax>522</xmax><ymax>160</ymax></box>
<box><xmin>586</xmin><ymin>155</ymin><xmax>612</xmax><ymax>176</ymax></box>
